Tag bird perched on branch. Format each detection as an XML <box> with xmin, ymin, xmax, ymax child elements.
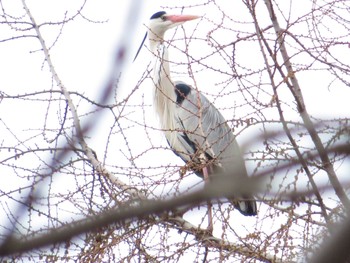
<box><xmin>134</xmin><ymin>11</ymin><xmax>257</xmax><ymax>217</ymax></box>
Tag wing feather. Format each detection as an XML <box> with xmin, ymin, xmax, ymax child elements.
<box><xmin>167</xmin><ymin>81</ymin><xmax>248</xmax><ymax>178</ymax></box>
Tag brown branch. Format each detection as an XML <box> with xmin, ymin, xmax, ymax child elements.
<box><xmin>309</xmin><ymin>216</ymin><xmax>350</xmax><ymax>263</ymax></box>
<box><xmin>245</xmin><ymin>0</ymin><xmax>331</xmax><ymax>226</ymax></box>
<box><xmin>0</xmin><ymin>176</ymin><xmax>276</xmax><ymax>262</ymax></box>
<box><xmin>263</xmin><ymin>0</ymin><xmax>350</xmax><ymax>213</ymax></box>
<box><xmin>20</xmin><ymin>0</ymin><xmax>143</xmax><ymax>199</ymax></box>
<box><xmin>1</xmin><ymin>141</ymin><xmax>348</xmax><ymax>260</ymax></box>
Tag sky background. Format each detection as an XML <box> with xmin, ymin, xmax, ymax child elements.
<box><xmin>1</xmin><ymin>0</ymin><xmax>349</xmax><ymax>212</ymax></box>
<box><xmin>0</xmin><ymin>1</ymin><xmax>349</xmax><ymax>260</ymax></box>
<box><xmin>1</xmin><ymin>0</ymin><xmax>349</xmax><ymax>205</ymax></box>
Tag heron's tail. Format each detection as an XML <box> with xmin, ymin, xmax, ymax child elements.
<box><xmin>231</xmin><ymin>196</ymin><xmax>257</xmax><ymax>216</ymax></box>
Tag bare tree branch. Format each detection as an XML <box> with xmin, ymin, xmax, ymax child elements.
<box><xmin>263</xmin><ymin>0</ymin><xmax>350</xmax><ymax>212</ymax></box>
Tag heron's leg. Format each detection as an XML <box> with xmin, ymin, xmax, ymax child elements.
<box><xmin>202</xmin><ymin>165</ymin><xmax>213</xmax><ymax>234</ymax></box>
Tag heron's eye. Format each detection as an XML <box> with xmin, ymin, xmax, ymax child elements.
<box><xmin>161</xmin><ymin>15</ymin><xmax>167</xmax><ymax>21</ymax></box>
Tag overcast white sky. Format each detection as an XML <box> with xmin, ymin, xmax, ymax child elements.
<box><xmin>1</xmin><ymin>0</ymin><xmax>349</xmax><ymax>205</ymax></box>
<box><xmin>2</xmin><ymin>0</ymin><xmax>348</xmax><ymax>120</ymax></box>
<box><xmin>0</xmin><ymin>2</ymin><xmax>349</xmax><ymax>259</ymax></box>
<box><xmin>1</xmin><ymin>0</ymin><xmax>349</xmax><ymax>198</ymax></box>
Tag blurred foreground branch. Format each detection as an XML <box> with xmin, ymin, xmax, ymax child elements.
<box><xmin>0</xmin><ymin>175</ymin><xmax>269</xmax><ymax>262</ymax></box>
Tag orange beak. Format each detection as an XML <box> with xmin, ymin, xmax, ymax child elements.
<box><xmin>166</xmin><ymin>14</ymin><xmax>200</xmax><ymax>23</ymax></box>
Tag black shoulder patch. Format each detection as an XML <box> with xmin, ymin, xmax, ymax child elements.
<box><xmin>150</xmin><ymin>11</ymin><xmax>166</xmax><ymax>20</ymax></box>
<box><xmin>175</xmin><ymin>83</ymin><xmax>191</xmax><ymax>105</ymax></box>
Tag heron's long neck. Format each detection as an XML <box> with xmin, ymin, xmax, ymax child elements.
<box><xmin>150</xmin><ymin>38</ymin><xmax>177</xmax><ymax>133</ymax></box>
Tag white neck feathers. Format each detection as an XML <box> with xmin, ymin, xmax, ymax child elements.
<box><xmin>149</xmin><ymin>35</ymin><xmax>177</xmax><ymax>143</ymax></box>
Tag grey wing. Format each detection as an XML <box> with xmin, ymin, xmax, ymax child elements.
<box><xmin>171</xmin><ymin>82</ymin><xmax>257</xmax><ymax>216</ymax></box>
<box><xmin>173</xmin><ymin>81</ymin><xmax>248</xmax><ymax>178</ymax></box>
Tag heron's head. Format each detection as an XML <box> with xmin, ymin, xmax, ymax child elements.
<box><xmin>133</xmin><ymin>11</ymin><xmax>200</xmax><ymax>62</ymax></box>
<box><xmin>148</xmin><ymin>11</ymin><xmax>200</xmax><ymax>40</ymax></box>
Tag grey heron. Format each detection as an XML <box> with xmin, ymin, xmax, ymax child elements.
<box><xmin>135</xmin><ymin>11</ymin><xmax>257</xmax><ymax>217</ymax></box>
